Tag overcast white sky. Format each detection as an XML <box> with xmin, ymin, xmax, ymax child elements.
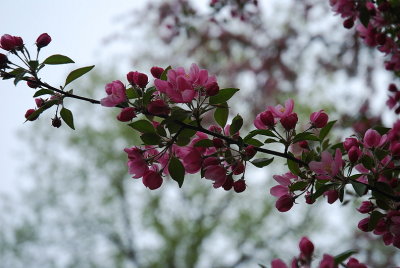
<box><xmin>0</xmin><ymin>0</ymin><xmax>145</xmax><ymax>195</ymax></box>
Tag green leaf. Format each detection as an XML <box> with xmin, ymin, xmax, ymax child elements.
<box><xmin>43</xmin><ymin>54</ymin><xmax>74</xmax><ymax>65</ymax></box>
<box><xmin>361</xmin><ymin>155</ymin><xmax>374</xmax><ymax>170</ymax></box>
<box><xmin>128</xmin><ymin>120</ymin><xmax>156</xmax><ymax>133</ymax></box>
<box><xmin>244</xmin><ymin>129</ymin><xmax>276</xmax><ymax>141</ymax></box>
<box><xmin>33</xmin><ymin>88</ymin><xmax>54</xmax><ymax>97</ymax></box>
<box><xmin>60</xmin><ymin>107</ymin><xmax>75</xmax><ymax>130</ymax></box>
<box><xmin>209</xmin><ymin>88</ymin><xmax>239</xmax><ymax>104</ymax></box>
<box><xmin>312</xmin><ymin>183</ymin><xmax>334</xmax><ymax>201</ymax></box>
<box><xmin>287</xmin><ymin>157</ymin><xmax>301</xmax><ymax>176</ymax></box>
<box><xmin>251</xmin><ymin>157</ymin><xmax>274</xmax><ymax>168</ymax></box>
<box><xmin>143</xmin><ymin>87</ymin><xmax>157</xmax><ymax>106</ymax></box>
<box><xmin>245</xmin><ymin>138</ymin><xmax>264</xmax><ymax>147</ymax></box>
<box><xmin>319</xmin><ymin>120</ymin><xmax>336</xmax><ymax>141</ymax></box>
<box><xmin>65</xmin><ymin>65</ymin><xmax>95</xmax><ymax>86</ymax></box>
<box><xmin>368</xmin><ymin>211</ymin><xmax>385</xmax><ymax>232</ymax></box>
<box><xmin>334</xmin><ymin>250</ymin><xmax>358</xmax><ymax>264</ymax></box>
<box><xmin>160</xmin><ymin>66</ymin><xmax>171</xmax><ymax>81</ymax></box>
<box><xmin>214</xmin><ymin>102</ymin><xmax>228</xmax><ymax>127</ymax></box>
<box><xmin>350</xmin><ymin>179</ymin><xmax>367</xmax><ymax>197</ymax></box>
<box><xmin>126</xmin><ymin>88</ymin><xmax>139</xmax><ymax>99</ymax></box>
<box><xmin>230</xmin><ymin>114</ymin><xmax>243</xmax><ymax>135</ymax></box>
<box><xmin>292</xmin><ymin>132</ymin><xmax>320</xmax><ymax>143</ymax></box>
<box><xmin>194</xmin><ymin>139</ymin><xmax>214</xmax><ymax>147</ymax></box>
<box><xmin>140</xmin><ymin>133</ymin><xmax>161</xmax><ymax>145</ymax></box>
<box><xmin>28</xmin><ymin>60</ymin><xmax>39</xmax><ymax>70</ymax></box>
<box><xmin>168</xmin><ymin>156</ymin><xmax>185</xmax><ymax>187</ymax></box>
<box><xmin>289</xmin><ymin>181</ymin><xmax>308</xmax><ymax>191</ymax></box>
<box><xmin>359</xmin><ymin>6</ymin><xmax>370</xmax><ymax>27</ymax></box>
<box><xmin>373</xmin><ymin>126</ymin><xmax>391</xmax><ymax>135</ymax></box>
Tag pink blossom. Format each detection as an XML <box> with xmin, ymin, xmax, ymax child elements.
<box><xmin>329</xmin><ymin>0</ymin><xmax>356</xmax><ymax>18</ymax></box>
<box><xmin>268</xmin><ymin>99</ymin><xmax>294</xmax><ymax>119</ymax></box>
<box><xmin>309</xmin><ymin>149</ymin><xmax>343</xmax><ymax>180</ymax></box>
<box><xmin>343</xmin><ymin>137</ymin><xmax>359</xmax><ymax>151</ymax></box>
<box><xmin>125</xmin><ymin>147</ymin><xmax>148</xmax><ymax>179</ymax></box>
<box><xmin>254</xmin><ymin>110</ymin><xmax>275</xmax><ymax>129</ymax></box>
<box><xmin>182</xmin><ymin>148</ymin><xmax>202</xmax><ymax>173</ymax></box>
<box><xmin>127</xmin><ymin>71</ymin><xmax>148</xmax><ymax>88</ymax></box>
<box><xmin>142</xmin><ymin>170</ymin><xmax>163</xmax><ymax>190</ymax></box>
<box><xmin>363</xmin><ymin>129</ymin><xmax>387</xmax><ymax>148</ymax></box>
<box><xmin>357</xmin><ymin>24</ymin><xmax>378</xmax><ymax>47</ymax></box>
<box><xmin>280</xmin><ymin>113</ymin><xmax>298</xmax><ymax>130</ymax></box>
<box><xmin>100</xmin><ymin>80</ymin><xmax>127</xmax><ymax>107</ymax></box>
<box><xmin>310</xmin><ymin>110</ymin><xmax>329</xmax><ymax>128</ymax></box>
<box><xmin>204</xmin><ymin>165</ymin><xmax>227</xmax><ymax>188</ymax></box>
<box><xmin>154</xmin><ymin>63</ymin><xmax>217</xmax><ymax>103</ymax></box>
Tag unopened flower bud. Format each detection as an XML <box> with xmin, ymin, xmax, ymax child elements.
<box><xmin>35</xmin><ymin>98</ymin><xmax>45</xmax><ymax>108</ymax></box>
<box><xmin>212</xmin><ymin>137</ymin><xmax>224</xmax><ymax>148</ymax></box>
<box><xmin>299</xmin><ymin>237</ymin><xmax>314</xmax><ymax>258</ymax></box>
<box><xmin>260</xmin><ymin>110</ymin><xmax>275</xmax><ymax>127</ymax></box>
<box><xmin>205</xmin><ymin>82</ymin><xmax>219</xmax><ymax>96</ymax></box>
<box><xmin>244</xmin><ymin>145</ymin><xmax>256</xmax><ymax>159</ymax></box>
<box><xmin>348</xmin><ymin>146</ymin><xmax>362</xmax><ymax>163</ymax></box>
<box><xmin>222</xmin><ymin>176</ymin><xmax>234</xmax><ymax>191</ymax></box>
<box><xmin>389</xmin><ymin>83</ymin><xmax>398</xmax><ymax>92</ymax></box>
<box><xmin>0</xmin><ymin>53</ymin><xmax>8</xmax><ymax>68</ymax></box>
<box><xmin>276</xmin><ymin>194</ymin><xmax>294</xmax><ymax>212</ymax></box>
<box><xmin>281</xmin><ymin>113</ymin><xmax>298</xmax><ymax>130</ymax></box>
<box><xmin>25</xmin><ymin>109</ymin><xmax>38</xmax><ymax>121</ymax></box>
<box><xmin>150</xmin><ymin>66</ymin><xmax>164</xmax><ymax>79</ymax></box>
<box><xmin>0</xmin><ymin>34</ymin><xmax>23</xmax><ymax>51</ymax></box>
<box><xmin>310</xmin><ymin>110</ymin><xmax>328</xmax><ymax>128</ymax></box>
<box><xmin>148</xmin><ymin>99</ymin><xmax>170</xmax><ymax>116</ymax></box>
<box><xmin>233</xmin><ymin>179</ymin><xmax>246</xmax><ymax>193</ymax></box>
<box><xmin>27</xmin><ymin>77</ymin><xmax>40</xmax><ymax>88</ymax></box>
<box><xmin>116</xmin><ymin>107</ymin><xmax>136</xmax><ymax>122</ymax></box>
<box><xmin>36</xmin><ymin>33</ymin><xmax>52</xmax><ymax>48</ymax></box>
<box><xmin>357</xmin><ymin>201</ymin><xmax>374</xmax><ymax>214</ymax></box>
<box><xmin>127</xmin><ymin>71</ymin><xmax>148</xmax><ymax>88</ymax></box>
<box><xmin>358</xmin><ymin>217</ymin><xmax>370</xmax><ymax>232</ymax></box>
<box><xmin>324</xmin><ymin>190</ymin><xmax>339</xmax><ymax>204</ymax></box>
<box><xmin>52</xmin><ymin>116</ymin><xmax>62</xmax><ymax>128</ymax></box>
<box><xmin>343</xmin><ymin>137</ymin><xmax>358</xmax><ymax>151</ymax></box>
<box><xmin>343</xmin><ymin>18</ymin><xmax>354</xmax><ymax>29</ymax></box>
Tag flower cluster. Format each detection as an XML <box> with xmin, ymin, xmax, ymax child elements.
<box><xmin>270</xmin><ymin>237</ymin><xmax>367</xmax><ymax>268</ymax></box>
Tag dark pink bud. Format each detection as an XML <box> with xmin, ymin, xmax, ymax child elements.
<box><xmin>276</xmin><ymin>194</ymin><xmax>294</xmax><ymax>212</ymax></box>
<box><xmin>346</xmin><ymin>258</ymin><xmax>367</xmax><ymax>268</ymax></box>
<box><xmin>117</xmin><ymin>107</ymin><xmax>136</xmax><ymax>122</ymax></box>
<box><xmin>147</xmin><ymin>99</ymin><xmax>170</xmax><ymax>116</ymax></box>
<box><xmin>127</xmin><ymin>71</ymin><xmax>148</xmax><ymax>88</ymax></box>
<box><xmin>280</xmin><ymin>113</ymin><xmax>298</xmax><ymax>130</ymax></box>
<box><xmin>376</xmin><ymin>33</ymin><xmax>386</xmax><ymax>46</ymax></box>
<box><xmin>343</xmin><ymin>137</ymin><xmax>358</xmax><ymax>151</ymax></box>
<box><xmin>260</xmin><ymin>110</ymin><xmax>275</xmax><ymax>127</ymax></box>
<box><xmin>357</xmin><ymin>201</ymin><xmax>374</xmax><ymax>214</ymax></box>
<box><xmin>305</xmin><ymin>192</ymin><xmax>314</xmax><ymax>204</ymax></box>
<box><xmin>298</xmin><ymin>140</ymin><xmax>309</xmax><ymax>149</ymax></box>
<box><xmin>389</xmin><ymin>83</ymin><xmax>398</xmax><ymax>92</ymax></box>
<box><xmin>212</xmin><ymin>137</ymin><xmax>224</xmax><ymax>148</ymax></box>
<box><xmin>299</xmin><ymin>237</ymin><xmax>314</xmax><ymax>258</ymax></box>
<box><xmin>358</xmin><ymin>217</ymin><xmax>370</xmax><ymax>232</ymax></box>
<box><xmin>0</xmin><ymin>34</ymin><xmax>23</xmax><ymax>51</ymax></box>
<box><xmin>35</xmin><ymin>98</ymin><xmax>45</xmax><ymax>108</ymax></box>
<box><xmin>222</xmin><ymin>176</ymin><xmax>234</xmax><ymax>191</ymax></box>
<box><xmin>232</xmin><ymin>161</ymin><xmax>245</xmax><ymax>175</ymax></box>
<box><xmin>208</xmin><ymin>125</ymin><xmax>222</xmax><ymax>133</ymax></box>
<box><xmin>205</xmin><ymin>82</ymin><xmax>219</xmax><ymax>96</ymax></box>
<box><xmin>36</xmin><ymin>33</ymin><xmax>51</xmax><ymax>48</ymax></box>
<box><xmin>150</xmin><ymin>66</ymin><xmax>164</xmax><ymax>79</ymax></box>
<box><xmin>391</xmin><ymin>142</ymin><xmax>400</xmax><ymax>156</ymax></box>
<box><xmin>310</xmin><ymin>110</ymin><xmax>328</xmax><ymax>128</ymax></box>
<box><xmin>0</xmin><ymin>53</ymin><xmax>8</xmax><ymax>68</ymax></box>
<box><xmin>348</xmin><ymin>146</ymin><xmax>361</xmax><ymax>163</ymax></box>
<box><xmin>52</xmin><ymin>116</ymin><xmax>62</xmax><ymax>128</ymax></box>
<box><xmin>343</xmin><ymin>18</ymin><xmax>354</xmax><ymax>29</ymax></box>
<box><xmin>142</xmin><ymin>170</ymin><xmax>163</xmax><ymax>190</ymax></box>
<box><xmin>27</xmin><ymin>77</ymin><xmax>40</xmax><ymax>88</ymax></box>
<box><xmin>244</xmin><ymin>145</ymin><xmax>256</xmax><ymax>159</ymax></box>
<box><xmin>233</xmin><ymin>179</ymin><xmax>246</xmax><ymax>193</ymax></box>
<box><xmin>25</xmin><ymin>109</ymin><xmax>38</xmax><ymax>121</ymax></box>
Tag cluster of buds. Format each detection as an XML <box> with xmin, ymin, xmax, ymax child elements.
<box><xmin>270</xmin><ymin>237</ymin><xmax>367</xmax><ymax>268</ymax></box>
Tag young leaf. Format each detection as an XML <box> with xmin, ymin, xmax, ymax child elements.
<box><xmin>251</xmin><ymin>157</ymin><xmax>274</xmax><ymax>168</ymax></box>
<box><xmin>245</xmin><ymin>138</ymin><xmax>264</xmax><ymax>147</ymax></box>
<box><xmin>350</xmin><ymin>179</ymin><xmax>367</xmax><ymax>197</ymax></box>
<box><xmin>65</xmin><ymin>65</ymin><xmax>95</xmax><ymax>86</ymax></box>
<box><xmin>160</xmin><ymin>66</ymin><xmax>172</xmax><ymax>81</ymax></box>
<box><xmin>230</xmin><ymin>114</ymin><xmax>243</xmax><ymax>135</ymax></box>
<box><xmin>209</xmin><ymin>88</ymin><xmax>239</xmax><ymax>104</ymax></box>
<box><xmin>319</xmin><ymin>120</ymin><xmax>336</xmax><ymax>141</ymax></box>
<box><xmin>292</xmin><ymin>132</ymin><xmax>320</xmax><ymax>143</ymax></box>
<box><xmin>367</xmin><ymin>211</ymin><xmax>385</xmax><ymax>232</ymax></box>
<box><xmin>334</xmin><ymin>250</ymin><xmax>358</xmax><ymax>264</ymax></box>
<box><xmin>214</xmin><ymin>102</ymin><xmax>228</xmax><ymax>127</ymax></box>
<box><xmin>43</xmin><ymin>54</ymin><xmax>75</xmax><ymax>65</ymax></box>
<box><xmin>140</xmin><ymin>133</ymin><xmax>161</xmax><ymax>145</ymax></box>
<box><xmin>168</xmin><ymin>156</ymin><xmax>185</xmax><ymax>187</ymax></box>
<box><xmin>33</xmin><ymin>88</ymin><xmax>54</xmax><ymax>97</ymax></box>
<box><xmin>287</xmin><ymin>157</ymin><xmax>301</xmax><ymax>176</ymax></box>
<box><xmin>126</xmin><ymin>88</ymin><xmax>139</xmax><ymax>99</ymax></box>
<box><xmin>60</xmin><ymin>107</ymin><xmax>75</xmax><ymax>130</ymax></box>
<box><xmin>128</xmin><ymin>120</ymin><xmax>156</xmax><ymax>133</ymax></box>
